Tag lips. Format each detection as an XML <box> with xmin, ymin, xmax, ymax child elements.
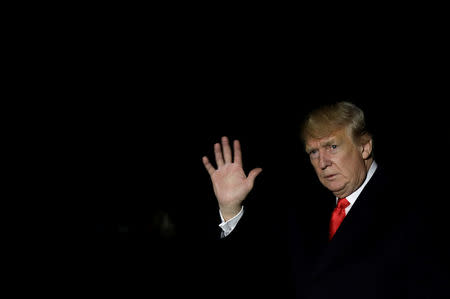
<box><xmin>324</xmin><ymin>174</ymin><xmax>337</xmax><ymax>179</ymax></box>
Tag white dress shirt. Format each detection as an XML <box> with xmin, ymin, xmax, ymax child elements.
<box><xmin>218</xmin><ymin>161</ymin><xmax>378</xmax><ymax>237</ymax></box>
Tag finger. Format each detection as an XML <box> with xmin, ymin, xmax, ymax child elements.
<box><xmin>202</xmin><ymin>156</ymin><xmax>216</xmax><ymax>176</ymax></box>
<box><xmin>233</xmin><ymin>139</ymin><xmax>243</xmax><ymax>166</ymax></box>
<box><xmin>221</xmin><ymin>136</ymin><xmax>232</xmax><ymax>164</ymax></box>
<box><xmin>247</xmin><ymin>168</ymin><xmax>263</xmax><ymax>188</ymax></box>
<box><xmin>214</xmin><ymin>142</ymin><xmax>224</xmax><ymax>167</ymax></box>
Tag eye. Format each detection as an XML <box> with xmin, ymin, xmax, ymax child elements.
<box><xmin>309</xmin><ymin>149</ymin><xmax>319</xmax><ymax>158</ymax></box>
<box><xmin>331</xmin><ymin>144</ymin><xmax>337</xmax><ymax>149</ymax></box>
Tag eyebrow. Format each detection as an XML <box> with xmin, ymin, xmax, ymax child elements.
<box><xmin>321</xmin><ymin>139</ymin><xmax>336</xmax><ymax>147</ymax></box>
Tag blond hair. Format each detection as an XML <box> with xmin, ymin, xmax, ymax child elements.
<box><xmin>300</xmin><ymin>101</ymin><xmax>371</xmax><ymax>145</ymax></box>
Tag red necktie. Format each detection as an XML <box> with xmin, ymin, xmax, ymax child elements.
<box><xmin>329</xmin><ymin>198</ymin><xmax>350</xmax><ymax>240</ymax></box>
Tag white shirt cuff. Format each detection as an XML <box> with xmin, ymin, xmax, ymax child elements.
<box><xmin>218</xmin><ymin>206</ymin><xmax>244</xmax><ymax>237</ymax></box>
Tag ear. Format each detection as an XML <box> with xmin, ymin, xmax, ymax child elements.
<box><xmin>361</xmin><ymin>138</ymin><xmax>373</xmax><ymax>160</ymax></box>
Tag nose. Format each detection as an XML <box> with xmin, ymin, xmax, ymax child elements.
<box><xmin>318</xmin><ymin>150</ymin><xmax>332</xmax><ymax>170</ymax></box>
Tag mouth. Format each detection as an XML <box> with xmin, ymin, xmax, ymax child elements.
<box><xmin>323</xmin><ymin>174</ymin><xmax>337</xmax><ymax>180</ymax></box>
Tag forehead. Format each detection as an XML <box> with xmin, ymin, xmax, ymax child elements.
<box><xmin>305</xmin><ymin>128</ymin><xmax>350</xmax><ymax>149</ymax></box>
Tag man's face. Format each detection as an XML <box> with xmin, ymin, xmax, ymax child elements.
<box><xmin>305</xmin><ymin>128</ymin><xmax>371</xmax><ymax>198</ymax></box>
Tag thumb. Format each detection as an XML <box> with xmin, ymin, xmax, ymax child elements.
<box><xmin>247</xmin><ymin>168</ymin><xmax>263</xmax><ymax>187</ymax></box>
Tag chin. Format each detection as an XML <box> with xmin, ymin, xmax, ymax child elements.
<box><xmin>325</xmin><ymin>183</ymin><xmax>346</xmax><ymax>195</ymax></box>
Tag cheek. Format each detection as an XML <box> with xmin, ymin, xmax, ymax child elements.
<box><xmin>339</xmin><ymin>154</ymin><xmax>363</xmax><ymax>176</ymax></box>
<box><xmin>334</xmin><ymin>155</ymin><xmax>354</xmax><ymax>175</ymax></box>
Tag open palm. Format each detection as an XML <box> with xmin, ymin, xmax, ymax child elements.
<box><xmin>202</xmin><ymin>136</ymin><xmax>262</xmax><ymax>220</ymax></box>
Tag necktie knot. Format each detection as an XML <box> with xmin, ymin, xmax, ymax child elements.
<box><xmin>336</xmin><ymin>198</ymin><xmax>350</xmax><ymax>210</ymax></box>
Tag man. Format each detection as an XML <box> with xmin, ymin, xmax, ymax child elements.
<box><xmin>201</xmin><ymin>101</ymin><xmax>448</xmax><ymax>299</ymax></box>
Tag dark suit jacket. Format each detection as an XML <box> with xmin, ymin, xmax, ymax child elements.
<box><xmin>203</xmin><ymin>164</ymin><xmax>449</xmax><ymax>299</ymax></box>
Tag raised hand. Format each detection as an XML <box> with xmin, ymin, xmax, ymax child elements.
<box><xmin>202</xmin><ymin>136</ymin><xmax>262</xmax><ymax>221</ymax></box>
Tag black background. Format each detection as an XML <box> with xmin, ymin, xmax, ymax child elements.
<box><xmin>30</xmin><ymin>22</ymin><xmax>447</xmax><ymax>296</ymax></box>
<box><xmin>10</xmin><ymin>8</ymin><xmax>449</xmax><ymax>298</ymax></box>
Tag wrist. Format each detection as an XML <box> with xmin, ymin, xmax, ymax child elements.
<box><xmin>219</xmin><ymin>204</ymin><xmax>242</xmax><ymax>221</ymax></box>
